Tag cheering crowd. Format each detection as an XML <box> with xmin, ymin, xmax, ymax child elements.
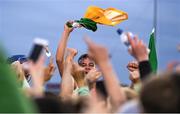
<box><xmin>0</xmin><ymin>21</ymin><xmax>180</xmax><ymax>113</ymax></box>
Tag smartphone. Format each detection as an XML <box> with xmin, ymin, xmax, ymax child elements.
<box><xmin>29</xmin><ymin>38</ymin><xmax>48</xmax><ymax>63</ymax></box>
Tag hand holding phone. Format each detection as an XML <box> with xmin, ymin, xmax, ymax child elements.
<box><xmin>29</xmin><ymin>38</ymin><xmax>48</xmax><ymax>63</ymax></box>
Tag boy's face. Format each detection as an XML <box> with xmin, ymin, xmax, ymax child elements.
<box><xmin>79</xmin><ymin>58</ymin><xmax>95</xmax><ymax>74</ymax></box>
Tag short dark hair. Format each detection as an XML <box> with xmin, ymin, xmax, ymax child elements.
<box><xmin>34</xmin><ymin>95</ymin><xmax>88</xmax><ymax>113</ymax></box>
<box><xmin>140</xmin><ymin>72</ymin><xmax>180</xmax><ymax>113</ymax></box>
<box><xmin>34</xmin><ymin>96</ymin><xmax>62</xmax><ymax>113</ymax></box>
<box><xmin>7</xmin><ymin>55</ymin><xmax>28</xmax><ymax>64</ymax></box>
<box><xmin>78</xmin><ymin>54</ymin><xmax>90</xmax><ymax>65</ymax></box>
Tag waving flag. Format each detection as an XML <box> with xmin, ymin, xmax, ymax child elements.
<box><xmin>84</xmin><ymin>6</ymin><xmax>128</xmax><ymax>26</ymax></box>
<box><xmin>68</xmin><ymin>6</ymin><xmax>128</xmax><ymax>32</ymax></box>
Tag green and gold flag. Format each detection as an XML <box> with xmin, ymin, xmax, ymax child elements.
<box><xmin>76</xmin><ymin>18</ymin><xmax>97</xmax><ymax>32</ymax></box>
<box><xmin>84</xmin><ymin>6</ymin><xmax>128</xmax><ymax>26</ymax></box>
<box><xmin>67</xmin><ymin>6</ymin><xmax>128</xmax><ymax>32</ymax></box>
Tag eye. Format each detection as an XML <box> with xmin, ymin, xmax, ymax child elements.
<box><xmin>80</xmin><ymin>63</ymin><xmax>87</xmax><ymax>67</ymax></box>
<box><xmin>89</xmin><ymin>63</ymin><xmax>95</xmax><ymax>67</ymax></box>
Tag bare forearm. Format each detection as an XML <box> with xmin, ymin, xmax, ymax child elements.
<box><xmin>56</xmin><ymin>31</ymin><xmax>70</xmax><ymax>75</ymax></box>
<box><xmin>99</xmin><ymin>61</ymin><xmax>125</xmax><ymax>110</ymax></box>
<box><xmin>60</xmin><ymin>71</ymin><xmax>74</xmax><ymax>98</ymax></box>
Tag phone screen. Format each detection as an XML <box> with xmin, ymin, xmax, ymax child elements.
<box><xmin>29</xmin><ymin>44</ymin><xmax>43</xmax><ymax>63</ymax></box>
<box><xmin>29</xmin><ymin>38</ymin><xmax>48</xmax><ymax>63</ymax></box>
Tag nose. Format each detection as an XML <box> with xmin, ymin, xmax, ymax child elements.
<box><xmin>85</xmin><ymin>66</ymin><xmax>91</xmax><ymax>71</ymax></box>
<box><xmin>84</xmin><ymin>66</ymin><xmax>92</xmax><ymax>73</ymax></box>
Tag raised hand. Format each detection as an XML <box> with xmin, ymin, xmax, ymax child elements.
<box><xmin>85</xmin><ymin>68</ymin><xmax>102</xmax><ymax>84</ymax></box>
<box><xmin>84</xmin><ymin>37</ymin><xmax>109</xmax><ymax>66</ymax></box>
<box><xmin>44</xmin><ymin>57</ymin><xmax>56</xmax><ymax>82</ymax></box>
<box><xmin>127</xmin><ymin>61</ymin><xmax>140</xmax><ymax>83</ymax></box>
<box><xmin>127</xmin><ymin>33</ymin><xmax>148</xmax><ymax>62</ymax></box>
<box><xmin>64</xmin><ymin>21</ymin><xmax>74</xmax><ymax>33</ymax></box>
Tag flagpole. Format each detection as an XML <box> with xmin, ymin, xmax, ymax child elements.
<box><xmin>154</xmin><ymin>0</ymin><xmax>157</xmax><ymax>41</ymax></box>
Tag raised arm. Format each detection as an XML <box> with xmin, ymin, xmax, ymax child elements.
<box><xmin>127</xmin><ymin>33</ymin><xmax>152</xmax><ymax>80</ymax></box>
<box><xmin>56</xmin><ymin>22</ymin><xmax>73</xmax><ymax>76</ymax></box>
<box><xmin>59</xmin><ymin>48</ymin><xmax>77</xmax><ymax>99</ymax></box>
<box><xmin>85</xmin><ymin>37</ymin><xmax>126</xmax><ymax>112</ymax></box>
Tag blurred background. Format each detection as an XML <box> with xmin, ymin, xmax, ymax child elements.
<box><xmin>0</xmin><ymin>0</ymin><xmax>180</xmax><ymax>90</ymax></box>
